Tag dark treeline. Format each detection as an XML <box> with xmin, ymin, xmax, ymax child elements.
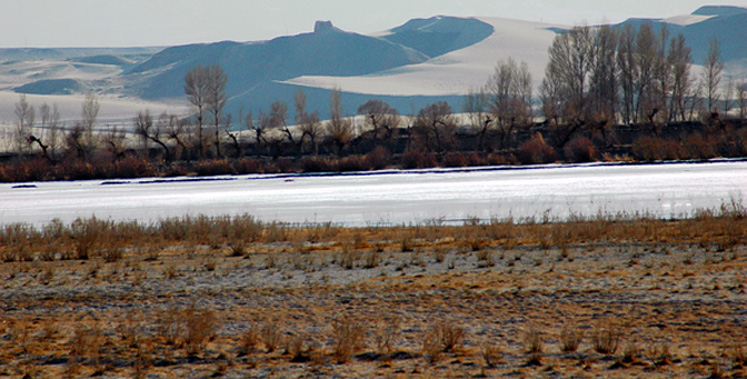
<box><xmin>2</xmin><ymin>22</ymin><xmax>747</xmax><ymax>183</ymax></box>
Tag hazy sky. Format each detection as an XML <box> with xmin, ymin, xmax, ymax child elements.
<box><xmin>1</xmin><ymin>1</ymin><xmax>744</xmax><ymax>48</ymax></box>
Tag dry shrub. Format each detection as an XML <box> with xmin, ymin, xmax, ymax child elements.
<box><xmin>301</xmin><ymin>155</ymin><xmax>337</xmax><ymax>172</ymax></box>
<box><xmin>518</xmin><ymin>133</ymin><xmax>556</xmax><ymax>164</ymax></box>
<box><xmin>422</xmin><ymin>328</ymin><xmax>443</xmax><ymax>364</ymax></box>
<box><xmin>287</xmin><ymin>333</ymin><xmax>314</xmax><ymax>362</ymax></box>
<box><xmin>338</xmin><ymin>244</ymin><xmax>360</xmax><ymax>269</ymax></box>
<box><xmin>480</xmin><ymin>341</ymin><xmax>502</xmax><ymax>368</ymax></box>
<box><xmin>60</xmin><ymin>158</ymin><xmax>97</xmax><ymax>181</ymax></box>
<box><xmin>156</xmin><ymin>307</ymin><xmax>183</xmax><ymax>346</ymax></box>
<box><xmin>375</xmin><ymin>316</ymin><xmax>401</xmax><ymax>355</ymax></box>
<box><xmin>364</xmin><ymin>146</ymin><xmax>391</xmax><ymax>170</ymax></box>
<box><xmin>155</xmin><ymin>304</ymin><xmax>218</xmax><ymax>354</ymax></box>
<box><xmin>559</xmin><ymin>325</ymin><xmax>583</xmax><ymax>353</ymax></box>
<box><xmin>68</xmin><ymin>217</ymin><xmax>110</xmax><ymax>260</ymax></box>
<box><xmin>682</xmin><ymin>133</ymin><xmax>717</xmax><ymax>160</ymax></box>
<box><xmin>0</xmin><ymin>223</ymin><xmax>37</xmax><ymax>262</ymax></box>
<box><xmin>426</xmin><ymin>320</ymin><xmax>466</xmax><ymax>354</ymax></box>
<box><xmin>621</xmin><ymin>340</ymin><xmax>642</xmax><ymax>363</ymax></box>
<box><xmin>232</xmin><ymin>157</ymin><xmax>265</xmax><ymax>174</ymax></box>
<box><xmin>631</xmin><ymin>136</ymin><xmax>680</xmax><ymax>161</ymax></box>
<box><xmin>727</xmin><ymin>343</ymin><xmax>747</xmax><ymax>367</ymax></box>
<box><xmin>363</xmin><ymin>250</ymin><xmax>379</xmax><ymax>268</ymax></box>
<box><xmin>401</xmin><ymin>149</ymin><xmax>437</xmax><ymax>169</ymax></box>
<box><xmin>441</xmin><ymin>152</ymin><xmax>469</xmax><ymax>167</ymax></box>
<box><xmin>590</xmin><ymin>320</ymin><xmax>622</xmax><ymax>355</ymax></box>
<box><xmin>183</xmin><ymin>304</ymin><xmax>218</xmax><ymax>356</ymax></box>
<box><xmin>70</xmin><ymin>323</ymin><xmax>104</xmax><ymax>372</ymax></box>
<box><xmin>563</xmin><ymin>136</ymin><xmax>598</xmax><ymax>162</ymax></box>
<box><xmin>108</xmin><ymin>156</ymin><xmax>156</xmax><ymax>179</ymax></box>
<box><xmin>647</xmin><ymin>341</ymin><xmax>673</xmax><ymax>365</ymax></box>
<box><xmin>260</xmin><ymin>318</ymin><xmax>283</xmax><ymax>353</ymax></box>
<box><xmin>331</xmin><ymin>317</ymin><xmax>367</xmax><ymax>364</ymax></box>
<box><xmin>338</xmin><ymin>155</ymin><xmax>366</xmax><ymax>172</ymax></box>
<box><xmin>194</xmin><ymin>158</ymin><xmax>235</xmax><ymax>176</ymax></box>
<box><xmin>400</xmin><ymin>233</ymin><xmax>414</xmax><ymax>252</ymax></box>
<box><xmin>523</xmin><ymin>325</ymin><xmax>544</xmax><ymax>355</ymax></box>
<box><xmin>237</xmin><ymin>325</ymin><xmax>259</xmax><ymax>357</ymax></box>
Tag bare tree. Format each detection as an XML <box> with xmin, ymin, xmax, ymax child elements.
<box><xmin>103</xmin><ymin>124</ymin><xmax>127</xmax><ymax>161</ymax></box>
<box><xmin>463</xmin><ymin>88</ymin><xmax>491</xmax><ymax>151</ymax></box>
<box><xmin>325</xmin><ymin>87</ymin><xmax>353</xmax><ymax>155</ymax></box>
<box><xmin>81</xmin><ymin>93</ymin><xmax>100</xmax><ymax>156</ymax></box>
<box><xmin>668</xmin><ymin>33</ymin><xmax>692</xmax><ymax>121</ymax></box>
<box><xmin>634</xmin><ymin>22</ymin><xmax>658</xmax><ymax>124</ymax></box>
<box><xmin>737</xmin><ymin>77</ymin><xmax>747</xmax><ymax>120</ymax></box>
<box><xmin>135</xmin><ymin>110</ymin><xmax>170</xmax><ymax>161</ymax></box>
<box><xmin>268</xmin><ymin>100</ymin><xmax>294</xmax><ymax>155</ymax></box>
<box><xmin>300</xmin><ymin>111</ymin><xmax>322</xmax><ymax>155</ymax></box>
<box><xmin>589</xmin><ymin>25</ymin><xmax>618</xmax><ymax>123</ymax></box>
<box><xmin>30</xmin><ymin>102</ymin><xmax>62</xmax><ymax>162</ymax></box>
<box><xmin>184</xmin><ymin>65</ymin><xmax>210</xmax><ymax>158</ymax></box>
<box><xmin>270</xmin><ymin>100</ymin><xmax>289</xmax><ymax>139</ymax></box>
<box><xmin>14</xmin><ymin>94</ymin><xmax>35</xmax><ymax>155</ymax></box>
<box><xmin>65</xmin><ymin>123</ymin><xmax>87</xmax><ymax>159</ymax></box>
<box><xmin>294</xmin><ymin>89</ymin><xmax>322</xmax><ymax>154</ymax></box>
<box><xmin>413</xmin><ymin>101</ymin><xmax>455</xmax><ymax>154</ymax></box>
<box><xmin>703</xmin><ymin>38</ymin><xmax>724</xmax><ymax>112</ymax></box>
<box><xmin>588</xmin><ymin>25</ymin><xmax>619</xmax><ymax>143</ymax></box>
<box><xmin>652</xmin><ymin>24</ymin><xmax>671</xmax><ymax>124</ymax></box>
<box><xmin>294</xmin><ymin>89</ymin><xmax>308</xmax><ymax>127</ymax></box>
<box><xmin>485</xmin><ymin>58</ymin><xmax>532</xmax><ymax>149</ymax></box>
<box><xmin>165</xmin><ymin>114</ymin><xmax>189</xmax><ymax>161</ymax></box>
<box><xmin>617</xmin><ymin>24</ymin><xmax>638</xmax><ymax>125</ymax></box>
<box><xmin>545</xmin><ymin>26</ymin><xmax>593</xmax><ymax>126</ymax></box>
<box><xmin>723</xmin><ymin>76</ymin><xmax>735</xmax><ymax>115</ymax></box>
<box><xmin>222</xmin><ymin>113</ymin><xmax>243</xmax><ymax>158</ymax></box>
<box><xmin>539</xmin><ymin>69</ymin><xmax>564</xmax><ymax>126</ymax></box>
<box><xmin>250</xmin><ymin>110</ymin><xmax>272</xmax><ymax>158</ymax></box>
<box><xmin>206</xmin><ymin>65</ymin><xmax>228</xmax><ymax>157</ymax></box>
<box><xmin>357</xmin><ymin>99</ymin><xmax>401</xmax><ymax>148</ymax></box>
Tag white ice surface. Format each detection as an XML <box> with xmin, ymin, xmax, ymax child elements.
<box><xmin>1</xmin><ymin>161</ymin><xmax>746</xmax><ymax>228</ymax></box>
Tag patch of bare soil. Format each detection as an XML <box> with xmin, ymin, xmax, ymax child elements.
<box><xmin>1</xmin><ymin>236</ymin><xmax>746</xmax><ymax>378</ymax></box>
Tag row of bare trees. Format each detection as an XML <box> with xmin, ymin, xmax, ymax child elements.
<box><xmin>538</xmin><ymin>23</ymin><xmax>734</xmax><ymax>137</ymax></box>
<box><xmin>10</xmin><ymin>93</ymin><xmax>102</xmax><ymax>163</ymax></box>
<box><xmin>457</xmin><ymin>22</ymin><xmax>743</xmax><ymax>155</ymax></box>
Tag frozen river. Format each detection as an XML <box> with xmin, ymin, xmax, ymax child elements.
<box><xmin>1</xmin><ymin>161</ymin><xmax>746</xmax><ymax>227</ymax></box>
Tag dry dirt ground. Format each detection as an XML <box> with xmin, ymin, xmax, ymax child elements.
<box><xmin>1</xmin><ymin>228</ymin><xmax>746</xmax><ymax>378</ymax></box>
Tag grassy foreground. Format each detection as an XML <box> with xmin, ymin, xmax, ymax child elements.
<box><xmin>0</xmin><ymin>205</ymin><xmax>746</xmax><ymax>378</ymax></box>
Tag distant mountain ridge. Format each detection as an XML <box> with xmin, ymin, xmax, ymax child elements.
<box><xmin>124</xmin><ymin>17</ymin><xmax>492</xmax><ymax>103</ymax></box>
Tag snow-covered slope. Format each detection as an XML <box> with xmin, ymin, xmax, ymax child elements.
<box><xmin>283</xmin><ymin>17</ymin><xmax>560</xmax><ymax>96</ymax></box>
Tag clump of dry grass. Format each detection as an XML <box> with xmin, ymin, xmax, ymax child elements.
<box><xmin>590</xmin><ymin>320</ymin><xmax>623</xmax><ymax>355</ymax></box>
<box><xmin>69</xmin><ymin>322</ymin><xmax>104</xmax><ymax>375</ymax></box>
<box><xmin>338</xmin><ymin>244</ymin><xmax>361</xmax><ymax>269</ymax></box>
<box><xmin>480</xmin><ymin>341</ymin><xmax>502</xmax><ymax>368</ymax></box>
<box><xmin>237</xmin><ymin>324</ymin><xmax>259</xmax><ymax>357</ymax></box>
<box><xmin>331</xmin><ymin>316</ymin><xmax>367</xmax><ymax>364</ymax></box>
<box><xmin>621</xmin><ymin>340</ymin><xmax>642</xmax><ymax>363</ymax></box>
<box><xmin>260</xmin><ymin>318</ymin><xmax>283</xmax><ymax>353</ymax></box>
<box><xmin>375</xmin><ymin>316</ymin><xmax>401</xmax><ymax>355</ymax></box>
<box><xmin>183</xmin><ymin>304</ymin><xmax>218</xmax><ymax>357</ymax></box>
<box><xmin>523</xmin><ymin>324</ymin><xmax>544</xmax><ymax>364</ymax></box>
<box><xmin>559</xmin><ymin>325</ymin><xmax>583</xmax><ymax>353</ymax></box>
<box><xmin>422</xmin><ymin>319</ymin><xmax>466</xmax><ymax>364</ymax></box>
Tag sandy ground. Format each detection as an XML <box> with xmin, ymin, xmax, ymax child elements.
<box><xmin>0</xmin><ymin>231</ymin><xmax>746</xmax><ymax>378</ymax></box>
